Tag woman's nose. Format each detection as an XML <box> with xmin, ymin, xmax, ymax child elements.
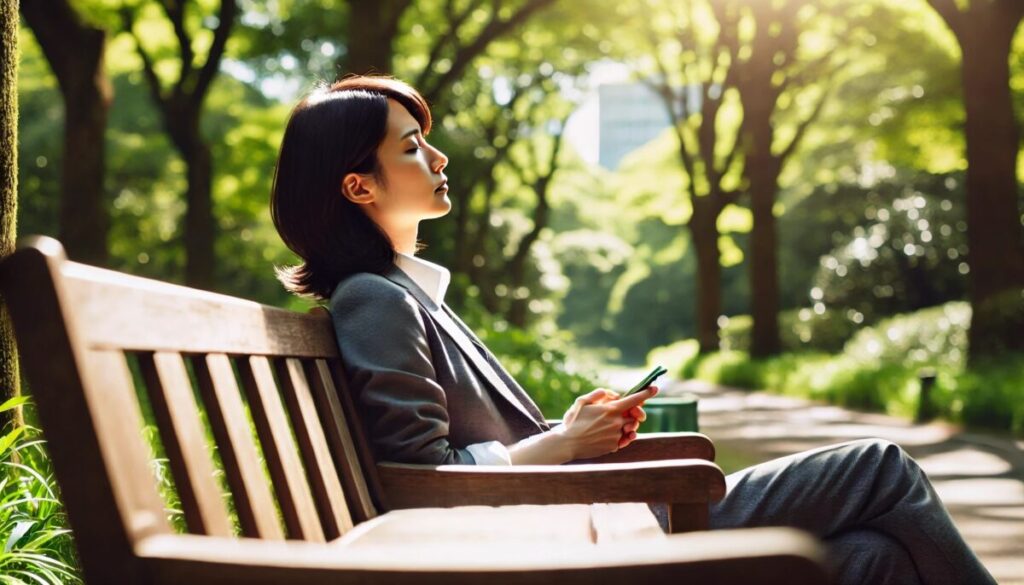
<box><xmin>431</xmin><ymin>145</ymin><xmax>448</xmax><ymax>174</ymax></box>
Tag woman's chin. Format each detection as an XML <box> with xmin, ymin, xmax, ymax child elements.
<box><xmin>431</xmin><ymin>195</ymin><xmax>453</xmax><ymax>217</ymax></box>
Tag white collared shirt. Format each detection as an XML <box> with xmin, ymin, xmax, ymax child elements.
<box><xmin>394</xmin><ymin>252</ymin><xmax>512</xmax><ymax>466</ymax></box>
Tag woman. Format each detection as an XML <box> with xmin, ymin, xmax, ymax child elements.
<box><xmin>271</xmin><ymin>76</ymin><xmax>995</xmax><ymax>585</ymax></box>
<box><xmin>271</xmin><ymin>76</ymin><xmax>652</xmax><ymax>465</ymax></box>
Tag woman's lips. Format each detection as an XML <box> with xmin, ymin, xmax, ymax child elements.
<box><xmin>435</xmin><ymin>181</ymin><xmax>448</xmax><ymax>194</ymax></box>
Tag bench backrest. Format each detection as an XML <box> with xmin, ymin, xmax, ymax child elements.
<box><xmin>0</xmin><ymin>238</ymin><xmax>382</xmax><ymax>583</ymax></box>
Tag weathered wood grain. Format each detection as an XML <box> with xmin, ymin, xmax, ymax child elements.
<box><xmin>0</xmin><ymin>238</ymin><xmax>831</xmax><ymax>584</ymax></box>
<box><xmin>60</xmin><ymin>260</ymin><xmax>338</xmax><ymax>357</ymax></box>
<box><xmin>304</xmin><ymin>358</ymin><xmax>378</xmax><ymax>523</ymax></box>
<box><xmin>275</xmin><ymin>357</ymin><xmax>353</xmax><ymax>539</ymax></box>
<box><xmin>193</xmin><ymin>353</ymin><xmax>284</xmax><ymax>540</ymax></box>
<box><xmin>237</xmin><ymin>356</ymin><xmax>324</xmax><ymax>541</ymax></box>
<box><xmin>138</xmin><ymin>351</ymin><xmax>233</xmax><ymax>536</ymax></box>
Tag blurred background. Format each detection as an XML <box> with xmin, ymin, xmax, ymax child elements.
<box><xmin>14</xmin><ymin>0</ymin><xmax>1024</xmax><ymax>426</ymax></box>
<box><xmin>5</xmin><ymin>1</ymin><xmax>1024</xmax><ymax>582</ymax></box>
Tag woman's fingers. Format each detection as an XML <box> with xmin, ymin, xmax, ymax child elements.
<box><xmin>617</xmin><ymin>431</ymin><xmax>637</xmax><ymax>450</ymax></box>
<box><xmin>577</xmin><ymin>388</ymin><xmax>618</xmax><ymax>405</ymax></box>
<box><xmin>629</xmin><ymin>405</ymin><xmax>646</xmax><ymax>422</ymax></box>
<box><xmin>612</xmin><ymin>385</ymin><xmax>658</xmax><ymax>410</ymax></box>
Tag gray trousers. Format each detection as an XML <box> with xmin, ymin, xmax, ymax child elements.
<box><xmin>708</xmin><ymin>439</ymin><xmax>996</xmax><ymax>585</ymax></box>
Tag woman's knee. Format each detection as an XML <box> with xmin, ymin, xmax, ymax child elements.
<box><xmin>844</xmin><ymin>438</ymin><xmax>908</xmax><ymax>469</ymax></box>
<box><xmin>826</xmin><ymin>529</ymin><xmax>921</xmax><ymax>585</ymax></box>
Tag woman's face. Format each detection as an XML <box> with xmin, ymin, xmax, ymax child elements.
<box><xmin>349</xmin><ymin>99</ymin><xmax>450</xmax><ymax>232</ymax></box>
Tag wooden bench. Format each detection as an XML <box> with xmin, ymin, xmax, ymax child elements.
<box><xmin>0</xmin><ymin>237</ymin><xmax>830</xmax><ymax>584</ymax></box>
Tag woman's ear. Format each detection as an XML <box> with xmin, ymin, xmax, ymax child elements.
<box><xmin>341</xmin><ymin>172</ymin><xmax>376</xmax><ymax>205</ymax></box>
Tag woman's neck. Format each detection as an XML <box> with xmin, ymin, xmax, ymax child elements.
<box><xmin>388</xmin><ymin>222</ymin><xmax>419</xmax><ymax>255</ymax></box>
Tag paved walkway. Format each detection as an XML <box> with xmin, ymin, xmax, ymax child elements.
<box><xmin>607</xmin><ymin>371</ymin><xmax>1024</xmax><ymax>584</ymax></box>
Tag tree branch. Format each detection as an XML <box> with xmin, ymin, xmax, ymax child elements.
<box><xmin>545</xmin><ymin>114</ymin><xmax>570</xmax><ymax>178</ymax></box>
<box><xmin>775</xmin><ymin>50</ymin><xmax>833</xmax><ymax>98</ymax></box>
<box><xmin>161</xmin><ymin>0</ymin><xmax>194</xmax><ymax>91</ymax></box>
<box><xmin>1006</xmin><ymin>0</ymin><xmax>1024</xmax><ymax>21</ymax></box>
<box><xmin>718</xmin><ymin>188</ymin><xmax>741</xmax><ymax>211</ymax></box>
<box><xmin>777</xmin><ymin>73</ymin><xmax>837</xmax><ymax>165</ymax></box>
<box><xmin>21</xmin><ymin>0</ymin><xmax>95</xmax><ymax>88</ymax></box>
<box><xmin>716</xmin><ymin>122</ymin><xmax>744</xmax><ymax>186</ymax></box>
<box><xmin>421</xmin><ymin>0</ymin><xmax>556</xmax><ymax>103</ymax></box>
<box><xmin>191</xmin><ymin>0</ymin><xmax>238</xmax><ymax>107</ymax></box>
<box><xmin>414</xmin><ymin>0</ymin><xmax>485</xmax><ymax>91</ymax></box>
<box><xmin>645</xmin><ymin>74</ymin><xmax>698</xmax><ymax>196</ymax></box>
<box><xmin>926</xmin><ymin>0</ymin><xmax>962</xmax><ymax>37</ymax></box>
<box><xmin>120</xmin><ymin>7</ymin><xmax>166</xmax><ymax>108</ymax></box>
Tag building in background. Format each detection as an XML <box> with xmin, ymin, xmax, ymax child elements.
<box><xmin>597</xmin><ymin>82</ymin><xmax>701</xmax><ymax>170</ymax></box>
<box><xmin>598</xmin><ymin>83</ymin><xmax>673</xmax><ymax>170</ymax></box>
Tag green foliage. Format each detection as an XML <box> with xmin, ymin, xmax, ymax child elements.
<box><xmin>0</xmin><ymin>400</ymin><xmax>81</xmax><ymax>585</ymax></box>
<box><xmin>657</xmin><ymin>301</ymin><xmax>1024</xmax><ymax>434</ymax></box>
<box><xmin>778</xmin><ymin>170</ymin><xmax>969</xmax><ymax>321</ymax></box>
<box><xmin>720</xmin><ymin>308</ymin><xmax>861</xmax><ymax>354</ymax></box>
<box><xmin>970</xmin><ymin>288</ymin><xmax>1024</xmax><ymax>357</ymax></box>
<box><xmin>646</xmin><ymin>339</ymin><xmax>700</xmax><ymax>379</ymax></box>
<box><xmin>939</xmin><ymin>359</ymin><xmax>1024</xmax><ymax>435</ymax></box>
<box><xmin>843</xmin><ymin>302</ymin><xmax>970</xmax><ymax>370</ymax></box>
<box><xmin>811</xmin><ymin>172</ymin><xmax>969</xmax><ymax>321</ymax></box>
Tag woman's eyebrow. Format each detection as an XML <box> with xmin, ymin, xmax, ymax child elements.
<box><xmin>400</xmin><ymin>128</ymin><xmax>420</xmax><ymax>140</ymax></box>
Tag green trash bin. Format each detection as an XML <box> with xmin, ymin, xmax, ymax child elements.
<box><xmin>643</xmin><ymin>394</ymin><xmax>699</xmax><ymax>433</ymax></box>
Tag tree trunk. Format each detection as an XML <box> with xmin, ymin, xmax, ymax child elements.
<box><xmin>506</xmin><ymin>183</ymin><xmax>550</xmax><ymax>328</ymax></box>
<box><xmin>345</xmin><ymin>0</ymin><xmax>400</xmax><ymax>75</ymax></box>
<box><xmin>690</xmin><ymin>199</ymin><xmax>722</xmax><ymax>354</ymax></box>
<box><xmin>0</xmin><ymin>0</ymin><xmax>21</xmax><ymax>429</ymax></box>
<box><xmin>958</xmin><ymin>6</ymin><xmax>1024</xmax><ymax>360</ymax></box>
<box><xmin>59</xmin><ymin>58</ymin><xmax>110</xmax><ymax>267</ymax></box>
<box><xmin>744</xmin><ymin>102</ymin><xmax>782</xmax><ymax>358</ymax></box>
<box><xmin>163</xmin><ymin>104</ymin><xmax>216</xmax><ymax>290</ymax></box>
<box><xmin>468</xmin><ymin>171</ymin><xmax>500</xmax><ymax>313</ymax></box>
<box><xmin>122</xmin><ymin>0</ymin><xmax>235</xmax><ymax>292</ymax></box>
<box><xmin>22</xmin><ymin>0</ymin><xmax>111</xmax><ymax>267</ymax></box>
<box><xmin>183</xmin><ymin>140</ymin><xmax>215</xmax><ymax>290</ymax></box>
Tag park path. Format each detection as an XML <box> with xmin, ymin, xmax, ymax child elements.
<box><xmin>604</xmin><ymin>370</ymin><xmax>1024</xmax><ymax>584</ymax></box>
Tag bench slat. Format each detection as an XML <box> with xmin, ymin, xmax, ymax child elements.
<box><xmin>80</xmin><ymin>349</ymin><xmax>174</xmax><ymax>537</ymax></box>
<box><xmin>138</xmin><ymin>352</ymin><xmax>234</xmax><ymax>537</ymax></box>
<box><xmin>193</xmin><ymin>354</ymin><xmax>284</xmax><ymax>540</ymax></box>
<box><xmin>305</xmin><ymin>359</ymin><xmax>378</xmax><ymax>523</ymax></box>
<box><xmin>60</xmin><ymin>262</ymin><xmax>339</xmax><ymax>358</ymax></box>
<box><xmin>275</xmin><ymin>358</ymin><xmax>353</xmax><ymax>539</ymax></box>
<box><xmin>237</xmin><ymin>356</ymin><xmax>325</xmax><ymax>542</ymax></box>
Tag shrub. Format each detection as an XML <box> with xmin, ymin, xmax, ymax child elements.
<box><xmin>720</xmin><ymin>309</ymin><xmax>861</xmax><ymax>354</ymax></box>
<box><xmin>646</xmin><ymin>339</ymin><xmax>700</xmax><ymax>378</ymax></box>
<box><xmin>842</xmin><ymin>302</ymin><xmax>970</xmax><ymax>370</ymax></box>
<box><xmin>935</xmin><ymin>358</ymin><xmax>1024</xmax><ymax>434</ymax></box>
<box><xmin>650</xmin><ymin>300</ymin><xmax>1024</xmax><ymax>434</ymax></box>
<box><xmin>694</xmin><ymin>351</ymin><xmax>761</xmax><ymax>389</ymax></box>
<box><xmin>0</xmin><ymin>398</ymin><xmax>81</xmax><ymax>584</ymax></box>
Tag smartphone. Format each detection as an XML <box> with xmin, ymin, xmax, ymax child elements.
<box><xmin>620</xmin><ymin>365</ymin><xmax>667</xmax><ymax>398</ymax></box>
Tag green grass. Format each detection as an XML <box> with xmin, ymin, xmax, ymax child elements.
<box><xmin>0</xmin><ymin>397</ymin><xmax>81</xmax><ymax>585</ymax></box>
<box><xmin>649</xmin><ymin>301</ymin><xmax>1024</xmax><ymax>435</ymax></box>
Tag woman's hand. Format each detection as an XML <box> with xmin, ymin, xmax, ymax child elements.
<box><xmin>556</xmin><ymin>386</ymin><xmax>658</xmax><ymax>460</ymax></box>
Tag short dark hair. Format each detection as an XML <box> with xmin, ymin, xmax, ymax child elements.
<box><xmin>270</xmin><ymin>76</ymin><xmax>432</xmax><ymax>301</ymax></box>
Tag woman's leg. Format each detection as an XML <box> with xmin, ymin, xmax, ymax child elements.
<box><xmin>709</xmin><ymin>438</ymin><xmax>995</xmax><ymax>585</ymax></box>
<box><xmin>825</xmin><ymin>529</ymin><xmax>922</xmax><ymax>585</ymax></box>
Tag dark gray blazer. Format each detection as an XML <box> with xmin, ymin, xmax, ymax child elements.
<box><xmin>329</xmin><ymin>266</ymin><xmax>549</xmax><ymax>465</ymax></box>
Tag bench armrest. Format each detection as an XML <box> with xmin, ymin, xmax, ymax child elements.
<box><xmin>376</xmin><ymin>459</ymin><xmax>725</xmax><ymax>509</ymax></box>
<box><xmin>136</xmin><ymin>527</ymin><xmax>828</xmax><ymax>585</ymax></box>
<box><xmin>574</xmin><ymin>432</ymin><xmax>715</xmax><ymax>464</ymax></box>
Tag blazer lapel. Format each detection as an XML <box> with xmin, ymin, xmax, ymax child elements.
<box><xmin>382</xmin><ymin>267</ymin><xmax>542</xmax><ymax>426</ymax></box>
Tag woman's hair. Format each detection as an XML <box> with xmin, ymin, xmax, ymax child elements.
<box><xmin>270</xmin><ymin>75</ymin><xmax>432</xmax><ymax>301</ymax></box>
